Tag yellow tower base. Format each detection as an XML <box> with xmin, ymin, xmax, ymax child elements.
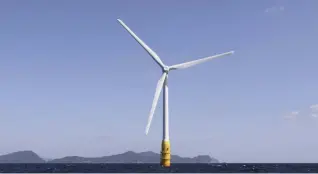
<box><xmin>160</xmin><ymin>140</ymin><xmax>171</xmax><ymax>167</ymax></box>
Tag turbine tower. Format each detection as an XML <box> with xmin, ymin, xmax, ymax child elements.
<box><xmin>117</xmin><ymin>19</ymin><xmax>234</xmax><ymax>167</ymax></box>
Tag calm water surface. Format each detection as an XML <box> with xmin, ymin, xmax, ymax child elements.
<box><xmin>0</xmin><ymin>163</ymin><xmax>317</xmax><ymax>173</ymax></box>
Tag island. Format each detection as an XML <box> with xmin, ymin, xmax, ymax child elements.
<box><xmin>0</xmin><ymin>150</ymin><xmax>219</xmax><ymax>163</ymax></box>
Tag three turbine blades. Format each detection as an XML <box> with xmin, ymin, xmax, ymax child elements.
<box><xmin>117</xmin><ymin>19</ymin><xmax>234</xmax><ymax>135</ymax></box>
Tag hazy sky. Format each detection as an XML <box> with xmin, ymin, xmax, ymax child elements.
<box><xmin>1</xmin><ymin>0</ymin><xmax>318</xmax><ymax>162</ymax></box>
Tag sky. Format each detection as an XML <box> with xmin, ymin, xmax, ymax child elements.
<box><xmin>1</xmin><ymin>0</ymin><xmax>318</xmax><ymax>163</ymax></box>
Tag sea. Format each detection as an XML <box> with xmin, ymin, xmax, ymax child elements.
<box><xmin>0</xmin><ymin>163</ymin><xmax>318</xmax><ymax>173</ymax></box>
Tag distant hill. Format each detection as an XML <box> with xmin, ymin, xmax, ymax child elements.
<box><xmin>0</xmin><ymin>150</ymin><xmax>218</xmax><ymax>163</ymax></box>
<box><xmin>0</xmin><ymin>151</ymin><xmax>45</xmax><ymax>163</ymax></box>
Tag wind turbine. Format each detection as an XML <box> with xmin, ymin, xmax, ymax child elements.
<box><xmin>117</xmin><ymin>19</ymin><xmax>234</xmax><ymax>167</ymax></box>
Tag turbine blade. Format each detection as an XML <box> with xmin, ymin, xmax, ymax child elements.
<box><xmin>145</xmin><ymin>72</ymin><xmax>167</xmax><ymax>135</ymax></box>
<box><xmin>169</xmin><ymin>51</ymin><xmax>234</xmax><ymax>70</ymax></box>
<box><xmin>117</xmin><ymin>19</ymin><xmax>165</xmax><ymax>68</ymax></box>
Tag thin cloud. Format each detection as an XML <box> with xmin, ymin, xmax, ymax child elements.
<box><xmin>265</xmin><ymin>6</ymin><xmax>285</xmax><ymax>14</ymax></box>
<box><xmin>311</xmin><ymin>114</ymin><xmax>318</xmax><ymax>118</ymax></box>
<box><xmin>310</xmin><ymin>104</ymin><xmax>318</xmax><ymax>118</ymax></box>
<box><xmin>284</xmin><ymin>104</ymin><xmax>318</xmax><ymax>120</ymax></box>
<box><xmin>310</xmin><ymin>104</ymin><xmax>318</xmax><ymax>112</ymax></box>
<box><xmin>284</xmin><ymin>111</ymin><xmax>299</xmax><ymax>120</ymax></box>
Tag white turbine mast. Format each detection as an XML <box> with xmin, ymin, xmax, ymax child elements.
<box><xmin>117</xmin><ymin>19</ymin><xmax>234</xmax><ymax>167</ymax></box>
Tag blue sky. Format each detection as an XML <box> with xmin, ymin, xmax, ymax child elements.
<box><xmin>1</xmin><ymin>0</ymin><xmax>318</xmax><ymax>162</ymax></box>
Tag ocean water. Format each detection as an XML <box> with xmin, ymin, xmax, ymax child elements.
<box><xmin>0</xmin><ymin>163</ymin><xmax>317</xmax><ymax>173</ymax></box>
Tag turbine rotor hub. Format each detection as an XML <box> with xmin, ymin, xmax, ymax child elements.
<box><xmin>163</xmin><ymin>66</ymin><xmax>169</xmax><ymax>72</ymax></box>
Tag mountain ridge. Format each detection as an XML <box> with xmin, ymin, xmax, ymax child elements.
<box><xmin>0</xmin><ymin>150</ymin><xmax>219</xmax><ymax>163</ymax></box>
